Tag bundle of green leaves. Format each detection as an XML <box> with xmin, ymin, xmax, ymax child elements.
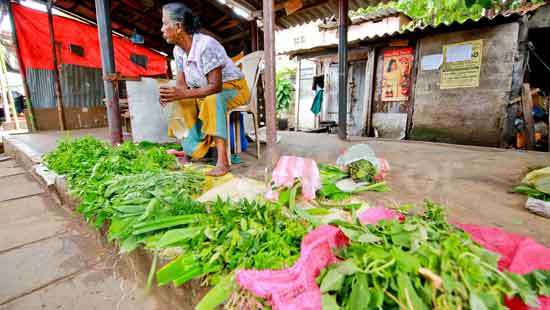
<box><xmin>44</xmin><ymin>137</ymin><xmax>178</xmax><ymax>226</ymax></box>
<box><xmin>514</xmin><ymin>167</ymin><xmax>550</xmax><ymax>202</ymax></box>
<box><xmin>105</xmin><ymin>170</ymin><xmax>206</xmax><ymax>253</ymax></box>
<box><xmin>318</xmin><ymin>202</ymin><xmax>550</xmax><ymax>310</ymax></box>
<box><xmin>318</xmin><ymin>164</ymin><xmax>390</xmax><ymax>201</ymax></box>
<box><xmin>154</xmin><ymin>199</ymin><xmax>309</xmax><ymax>289</ymax></box>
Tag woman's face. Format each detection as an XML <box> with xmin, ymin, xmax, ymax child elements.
<box><xmin>161</xmin><ymin>13</ymin><xmax>179</xmax><ymax>44</ymax></box>
<box><xmin>390</xmin><ymin>62</ymin><xmax>398</xmax><ymax>72</ymax></box>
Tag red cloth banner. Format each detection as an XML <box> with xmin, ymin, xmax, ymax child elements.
<box><xmin>12</xmin><ymin>4</ymin><xmax>167</xmax><ymax>77</ymax></box>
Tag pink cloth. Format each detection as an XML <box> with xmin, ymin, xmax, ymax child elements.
<box><xmin>267</xmin><ymin>156</ymin><xmax>321</xmax><ymax>201</ymax></box>
<box><xmin>237</xmin><ymin>212</ymin><xmax>550</xmax><ymax>310</ymax></box>
<box><xmin>358</xmin><ymin>206</ymin><xmax>404</xmax><ymax>225</ymax></box>
<box><xmin>236</xmin><ymin>225</ymin><xmax>349</xmax><ymax>310</ymax></box>
<box><xmin>457</xmin><ymin>224</ymin><xmax>550</xmax><ymax>310</ymax></box>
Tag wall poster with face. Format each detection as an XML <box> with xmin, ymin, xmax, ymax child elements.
<box><xmin>381</xmin><ymin>47</ymin><xmax>414</xmax><ymax>102</ymax></box>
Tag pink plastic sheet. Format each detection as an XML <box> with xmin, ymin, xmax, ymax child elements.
<box><xmin>236</xmin><ymin>225</ymin><xmax>349</xmax><ymax>310</ymax></box>
<box><xmin>374</xmin><ymin>158</ymin><xmax>391</xmax><ymax>182</ymax></box>
<box><xmin>457</xmin><ymin>224</ymin><xmax>550</xmax><ymax>310</ymax></box>
<box><xmin>266</xmin><ymin>156</ymin><xmax>321</xmax><ymax>201</ymax></box>
<box><xmin>358</xmin><ymin>206</ymin><xmax>404</xmax><ymax>225</ymax></box>
<box><xmin>237</xmin><ymin>209</ymin><xmax>550</xmax><ymax>310</ymax></box>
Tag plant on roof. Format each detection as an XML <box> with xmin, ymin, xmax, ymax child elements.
<box><xmin>354</xmin><ymin>0</ymin><xmax>545</xmax><ymax>29</ymax></box>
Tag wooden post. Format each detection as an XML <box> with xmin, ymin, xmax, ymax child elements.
<box><xmin>503</xmin><ymin>15</ymin><xmax>530</xmax><ymax>147</ymax></box>
<box><xmin>337</xmin><ymin>0</ymin><xmax>348</xmax><ymax>140</ymax></box>
<box><xmin>294</xmin><ymin>57</ymin><xmax>301</xmax><ymax>131</ymax></box>
<box><xmin>95</xmin><ymin>0</ymin><xmax>122</xmax><ymax>145</ymax></box>
<box><xmin>262</xmin><ymin>0</ymin><xmax>278</xmax><ymax>164</ymax></box>
<box><xmin>250</xmin><ymin>19</ymin><xmax>258</xmax><ymax>52</ymax></box>
<box><xmin>521</xmin><ymin>83</ymin><xmax>535</xmax><ymax>150</ymax></box>
<box><xmin>362</xmin><ymin>47</ymin><xmax>375</xmax><ymax>136</ymax></box>
<box><xmin>47</xmin><ymin>1</ymin><xmax>66</xmax><ymax>131</ymax></box>
<box><xmin>4</xmin><ymin>0</ymin><xmax>36</xmax><ymax>131</ymax></box>
<box><xmin>0</xmin><ymin>47</ymin><xmax>11</xmax><ymax>123</ymax></box>
<box><xmin>406</xmin><ymin>41</ymin><xmax>421</xmax><ymax>137</ymax></box>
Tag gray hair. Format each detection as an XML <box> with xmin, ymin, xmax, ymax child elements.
<box><xmin>163</xmin><ymin>2</ymin><xmax>201</xmax><ymax>34</ymax></box>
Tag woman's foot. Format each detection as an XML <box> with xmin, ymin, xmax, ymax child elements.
<box><xmin>177</xmin><ymin>156</ymin><xmax>190</xmax><ymax>165</ymax></box>
<box><xmin>206</xmin><ymin>165</ymin><xmax>230</xmax><ymax>177</ymax></box>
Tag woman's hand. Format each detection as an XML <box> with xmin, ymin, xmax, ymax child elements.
<box><xmin>159</xmin><ymin>86</ymin><xmax>189</xmax><ymax>105</ymax></box>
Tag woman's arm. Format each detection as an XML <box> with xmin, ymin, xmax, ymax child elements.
<box><xmin>160</xmin><ymin>68</ymin><xmax>223</xmax><ymax>103</ymax></box>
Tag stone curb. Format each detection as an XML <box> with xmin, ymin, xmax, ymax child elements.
<box><xmin>1</xmin><ymin>134</ymin><xmax>208</xmax><ymax>309</ymax></box>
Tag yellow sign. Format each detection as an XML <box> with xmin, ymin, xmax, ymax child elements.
<box><xmin>440</xmin><ymin>40</ymin><xmax>483</xmax><ymax>89</ymax></box>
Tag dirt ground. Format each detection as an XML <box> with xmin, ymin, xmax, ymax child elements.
<box><xmin>5</xmin><ymin>128</ymin><xmax>550</xmax><ymax>246</ymax></box>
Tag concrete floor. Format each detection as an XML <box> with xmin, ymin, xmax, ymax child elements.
<box><xmin>5</xmin><ymin>128</ymin><xmax>550</xmax><ymax>247</ymax></box>
<box><xmin>0</xmin><ymin>158</ymin><xmax>162</xmax><ymax>310</ymax></box>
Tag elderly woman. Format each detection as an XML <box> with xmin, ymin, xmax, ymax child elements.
<box><xmin>160</xmin><ymin>3</ymin><xmax>249</xmax><ymax>177</ymax></box>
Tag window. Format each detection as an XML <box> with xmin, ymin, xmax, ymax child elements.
<box><xmin>130</xmin><ymin>54</ymin><xmax>148</xmax><ymax>69</ymax></box>
<box><xmin>69</xmin><ymin>44</ymin><xmax>85</xmax><ymax>57</ymax></box>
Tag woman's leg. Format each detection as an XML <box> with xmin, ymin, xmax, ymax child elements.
<box><xmin>206</xmin><ymin>137</ymin><xmax>230</xmax><ymax>177</ymax></box>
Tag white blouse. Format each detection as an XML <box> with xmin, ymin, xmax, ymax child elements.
<box><xmin>173</xmin><ymin>33</ymin><xmax>244</xmax><ymax>88</ymax></box>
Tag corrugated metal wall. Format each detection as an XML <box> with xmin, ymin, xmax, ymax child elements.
<box><xmin>26</xmin><ymin>68</ymin><xmax>56</xmax><ymax>109</ymax></box>
<box><xmin>26</xmin><ymin>64</ymin><xmax>104</xmax><ymax>109</ymax></box>
<box><xmin>60</xmin><ymin>64</ymin><xmax>104</xmax><ymax>107</ymax></box>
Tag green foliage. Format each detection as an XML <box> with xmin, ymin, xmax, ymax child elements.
<box><xmin>44</xmin><ymin>136</ymin><xmax>178</xmax><ymax>227</ymax></box>
<box><xmin>154</xmin><ymin>198</ymin><xmax>309</xmax><ymax>289</ymax></box>
<box><xmin>354</xmin><ymin>0</ymin><xmax>545</xmax><ymax>28</ymax></box>
<box><xmin>318</xmin><ymin>201</ymin><xmax>550</xmax><ymax>309</ymax></box>
<box><xmin>276</xmin><ymin>68</ymin><xmax>296</xmax><ymax>116</ymax></box>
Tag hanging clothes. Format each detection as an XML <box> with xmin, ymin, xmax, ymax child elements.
<box><xmin>310</xmin><ymin>75</ymin><xmax>324</xmax><ymax>116</ymax></box>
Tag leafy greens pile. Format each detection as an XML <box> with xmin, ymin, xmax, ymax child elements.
<box><xmin>318</xmin><ymin>202</ymin><xmax>550</xmax><ymax>310</ymax></box>
<box><xmin>44</xmin><ymin>136</ymin><xmax>178</xmax><ymax>226</ymax></box>
<box><xmin>44</xmin><ymin>137</ymin><xmax>308</xmax><ymax>308</ymax></box>
<box><xmin>514</xmin><ymin>167</ymin><xmax>550</xmax><ymax>202</ymax></box>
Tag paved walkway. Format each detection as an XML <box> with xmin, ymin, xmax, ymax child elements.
<box><xmin>0</xmin><ymin>157</ymin><xmax>161</xmax><ymax>310</ymax></box>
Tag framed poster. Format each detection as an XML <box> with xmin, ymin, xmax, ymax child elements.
<box><xmin>440</xmin><ymin>40</ymin><xmax>483</xmax><ymax>89</ymax></box>
<box><xmin>382</xmin><ymin>47</ymin><xmax>414</xmax><ymax>102</ymax></box>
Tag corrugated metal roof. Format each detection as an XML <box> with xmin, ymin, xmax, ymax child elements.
<box><xmin>285</xmin><ymin>2</ymin><xmax>547</xmax><ymax>57</ymax></box>
<box><xmin>358</xmin><ymin>7</ymin><xmax>401</xmax><ymax>22</ymax></box>
<box><xmin>319</xmin><ymin>7</ymin><xmax>402</xmax><ymax>29</ymax></box>
<box><xmin>277</xmin><ymin>0</ymin><xmax>386</xmax><ymax>28</ymax></box>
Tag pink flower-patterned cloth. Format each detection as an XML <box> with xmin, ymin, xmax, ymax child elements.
<box><xmin>266</xmin><ymin>156</ymin><xmax>321</xmax><ymax>201</ymax></box>
<box><xmin>236</xmin><ymin>225</ymin><xmax>349</xmax><ymax>310</ymax></box>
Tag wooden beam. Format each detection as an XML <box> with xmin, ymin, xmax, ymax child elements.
<box><xmin>218</xmin><ymin>19</ymin><xmax>240</xmax><ymax>32</ymax></box>
<box><xmin>250</xmin><ymin>19</ymin><xmax>258</xmax><ymax>51</ymax></box>
<box><xmin>337</xmin><ymin>0</ymin><xmax>348</xmax><ymax>140</ymax></box>
<box><xmin>262</xmin><ymin>0</ymin><xmax>279</xmax><ymax>164</ymax></box>
<box><xmin>521</xmin><ymin>83</ymin><xmax>535</xmax><ymax>150</ymax></box>
<box><xmin>212</xmin><ymin>14</ymin><xmax>229</xmax><ymax>28</ymax></box>
<box><xmin>47</xmin><ymin>0</ymin><xmax>66</xmax><ymax>131</ymax></box>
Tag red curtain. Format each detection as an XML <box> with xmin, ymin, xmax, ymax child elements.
<box><xmin>13</xmin><ymin>4</ymin><xmax>167</xmax><ymax>77</ymax></box>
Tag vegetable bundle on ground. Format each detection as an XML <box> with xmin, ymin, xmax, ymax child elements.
<box><xmin>318</xmin><ymin>202</ymin><xmax>550</xmax><ymax>310</ymax></box>
<box><xmin>44</xmin><ymin>137</ymin><xmax>308</xmax><ymax>308</ymax></box>
<box><xmin>514</xmin><ymin>167</ymin><xmax>550</xmax><ymax>202</ymax></box>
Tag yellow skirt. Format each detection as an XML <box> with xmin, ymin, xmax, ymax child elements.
<box><xmin>167</xmin><ymin>79</ymin><xmax>250</xmax><ymax>159</ymax></box>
